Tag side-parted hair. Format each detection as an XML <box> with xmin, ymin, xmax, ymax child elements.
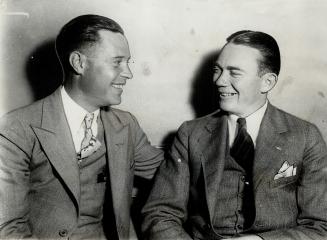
<box><xmin>226</xmin><ymin>30</ymin><xmax>280</xmax><ymax>76</ymax></box>
<box><xmin>55</xmin><ymin>14</ymin><xmax>124</xmax><ymax>73</ymax></box>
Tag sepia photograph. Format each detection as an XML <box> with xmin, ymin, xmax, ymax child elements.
<box><xmin>0</xmin><ymin>0</ymin><xmax>327</xmax><ymax>239</ymax></box>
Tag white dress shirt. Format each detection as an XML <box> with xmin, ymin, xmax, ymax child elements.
<box><xmin>227</xmin><ymin>101</ymin><xmax>268</xmax><ymax>148</ymax></box>
<box><xmin>61</xmin><ymin>87</ymin><xmax>100</xmax><ymax>153</ymax></box>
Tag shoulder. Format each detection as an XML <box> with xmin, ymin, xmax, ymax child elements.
<box><xmin>184</xmin><ymin>110</ymin><xmax>220</xmax><ymax>125</ymax></box>
<box><xmin>101</xmin><ymin>106</ymin><xmax>139</xmax><ymax>125</ymax></box>
<box><xmin>269</xmin><ymin>104</ymin><xmax>316</xmax><ymax>130</ymax></box>
<box><xmin>0</xmin><ymin>98</ymin><xmax>45</xmax><ymax>130</ymax></box>
<box><xmin>269</xmin><ymin>104</ymin><xmax>323</xmax><ymax>143</ymax></box>
<box><xmin>177</xmin><ymin>109</ymin><xmax>224</xmax><ymax>134</ymax></box>
<box><xmin>0</xmin><ymin>98</ymin><xmax>48</xmax><ymax>154</ymax></box>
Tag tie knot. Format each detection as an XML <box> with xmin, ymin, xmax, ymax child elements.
<box><xmin>84</xmin><ymin>113</ymin><xmax>94</xmax><ymax>129</ymax></box>
<box><xmin>237</xmin><ymin>118</ymin><xmax>246</xmax><ymax>128</ymax></box>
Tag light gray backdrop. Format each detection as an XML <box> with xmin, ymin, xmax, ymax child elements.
<box><xmin>1</xmin><ymin>0</ymin><xmax>327</xmax><ymax>145</ymax></box>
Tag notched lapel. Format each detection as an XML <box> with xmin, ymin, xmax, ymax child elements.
<box><xmin>200</xmin><ymin>114</ymin><xmax>228</xmax><ymax>220</ymax></box>
<box><xmin>253</xmin><ymin>104</ymin><xmax>289</xmax><ymax>191</ymax></box>
<box><xmin>32</xmin><ymin>127</ymin><xmax>80</xmax><ymax>204</ymax></box>
<box><xmin>101</xmin><ymin>109</ymin><xmax>130</xmax><ymax>229</ymax></box>
<box><xmin>31</xmin><ymin>90</ymin><xmax>81</xmax><ymax>207</ymax></box>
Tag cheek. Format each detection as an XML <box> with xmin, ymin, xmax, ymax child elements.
<box><xmin>95</xmin><ymin>71</ymin><xmax>118</xmax><ymax>87</ymax></box>
<box><xmin>245</xmin><ymin>83</ymin><xmax>262</xmax><ymax>102</ymax></box>
<box><xmin>95</xmin><ymin>64</ymin><xmax>119</xmax><ymax>78</ymax></box>
<box><xmin>213</xmin><ymin>73</ymin><xmax>220</xmax><ymax>82</ymax></box>
<box><xmin>105</xmin><ymin>70</ymin><xmax>121</xmax><ymax>86</ymax></box>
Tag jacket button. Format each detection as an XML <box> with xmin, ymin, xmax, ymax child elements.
<box><xmin>59</xmin><ymin>229</ymin><xmax>68</xmax><ymax>237</ymax></box>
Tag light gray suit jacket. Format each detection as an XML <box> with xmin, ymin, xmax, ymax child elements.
<box><xmin>142</xmin><ymin>103</ymin><xmax>327</xmax><ymax>240</ymax></box>
<box><xmin>0</xmin><ymin>88</ymin><xmax>163</xmax><ymax>239</ymax></box>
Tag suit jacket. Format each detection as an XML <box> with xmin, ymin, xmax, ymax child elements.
<box><xmin>142</xmin><ymin>103</ymin><xmax>327</xmax><ymax>240</ymax></box>
<box><xmin>0</xmin><ymin>88</ymin><xmax>163</xmax><ymax>239</ymax></box>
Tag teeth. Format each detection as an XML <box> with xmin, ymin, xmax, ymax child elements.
<box><xmin>220</xmin><ymin>93</ymin><xmax>236</xmax><ymax>97</ymax></box>
<box><xmin>112</xmin><ymin>84</ymin><xmax>124</xmax><ymax>89</ymax></box>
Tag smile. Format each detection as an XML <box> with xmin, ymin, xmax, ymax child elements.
<box><xmin>219</xmin><ymin>93</ymin><xmax>237</xmax><ymax>97</ymax></box>
<box><xmin>112</xmin><ymin>84</ymin><xmax>125</xmax><ymax>90</ymax></box>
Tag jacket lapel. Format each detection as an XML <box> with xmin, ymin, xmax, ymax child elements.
<box><xmin>200</xmin><ymin>112</ymin><xmax>229</xmax><ymax>221</ymax></box>
<box><xmin>253</xmin><ymin>103</ymin><xmax>288</xmax><ymax>191</ymax></box>
<box><xmin>100</xmin><ymin>108</ymin><xmax>130</xmax><ymax>236</ymax></box>
<box><xmin>31</xmin><ymin>88</ymin><xmax>80</xmax><ymax>207</ymax></box>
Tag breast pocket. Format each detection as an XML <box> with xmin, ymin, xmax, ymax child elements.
<box><xmin>270</xmin><ymin>175</ymin><xmax>298</xmax><ymax>189</ymax></box>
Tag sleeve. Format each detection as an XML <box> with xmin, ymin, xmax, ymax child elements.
<box><xmin>141</xmin><ymin>122</ymin><xmax>192</xmax><ymax>240</ymax></box>
<box><xmin>129</xmin><ymin>113</ymin><xmax>164</xmax><ymax>180</ymax></box>
<box><xmin>257</xmin><ymin>124</ymin><xmax>327</xmax><ymax>240</ymax></box>
<box><xmin>0</xmin><ymin>118</ymin><xmax>35</xmax><ymax>238</ymax></box>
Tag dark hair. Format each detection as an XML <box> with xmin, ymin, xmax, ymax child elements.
<box><xmin>226</xmin><ymin>30</ymin><xmax>280</xmax><ymax>75</ymax></box>
<box><xmin>55</xmin><ymin>14</ymin><xmax>124</xmax><ymax>73</ymax></box>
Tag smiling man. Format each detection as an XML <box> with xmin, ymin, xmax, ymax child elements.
<box><xmin>0</xmin><ymin>15</ymin><xmax>163</xmax><ymax>239</ymax></box>
<box><xmin>142</xmin><ymin>31</ymin><xmax>327</xmax><ymax>240</ymax></box>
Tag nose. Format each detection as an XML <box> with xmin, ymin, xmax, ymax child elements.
<box><xmin>121</xmin><ymin>64</ymin><xmax>133</xmax><ymax>79</ymax></box>
<box><xmin>214</xmin><ymin>71</ymin><xmax>228</xmax><ymax>87</ymax></box>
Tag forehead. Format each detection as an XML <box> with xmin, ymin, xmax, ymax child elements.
<box><xmin>217</xmin><ymin>43</ymin><xmax>262</xmax><ymax>70</ymax></box>
<box><xmin>91</xmin><ymin>30</ymin><xmax>130</xmax><ymax>57</ymax></box>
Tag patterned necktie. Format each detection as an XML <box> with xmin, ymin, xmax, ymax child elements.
<box><xmin>230</xmin><ymin>118</ymin><xmax>255</xmax><ymax>228</ymax></box>
<box><xmin>78</xmin><ymin>113</ymin><xmax>101</xmax><ymax>159</ymax></box>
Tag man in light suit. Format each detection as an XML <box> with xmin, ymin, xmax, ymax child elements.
<box><xmin>142</xmin><ymin>31</ymin><xmax>327</xmax><ymax>240</ymax></box>
<box><xmin>0</xmin><ymin>14</ymin><xmax>163</xmax><ymax>239</ymax></box>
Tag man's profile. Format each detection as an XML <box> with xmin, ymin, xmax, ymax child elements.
<box><xmin>0</xmin><ymin>14</ymin><xmax>163</xmax><ymax>239</ymax></box>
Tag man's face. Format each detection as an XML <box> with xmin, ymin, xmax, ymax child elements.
<box><xmin>213</xmin><ymin>43</ymin><xmax>267</xmax><ymax>117</ymax></box>
<box><xmin>79</xmin><ymin>30</ymin><xmax>133</xmax><ymax>108</ymax></box>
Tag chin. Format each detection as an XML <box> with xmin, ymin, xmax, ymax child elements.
<box><xmin>107</xmin><ymin>98</ymin><xmax>121</xmax><ymax>106</ymax></box>
<box><xmin>219</xmin><ymin>102</ymin><xmax>234</xmax><ymax>112</ymax></box>
<box><xmin>101</xmin><ymin>93</ymin><xmax>121</xmax><ymax>106</ymax></box>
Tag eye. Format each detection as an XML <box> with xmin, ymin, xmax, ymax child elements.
<box><xmin>230</xmin><ymin>70</ymin><xmax>242</xmax><ymax>77</ymax></box>
<box><xmin>112</xmin><ymin>59</ymin><xmax>122</xmax><ymax>67</ymax></box>
<box><xmin>213</xmin><ymin>66</ymin><xmax>222</xmax><ymax>75</ymax></box>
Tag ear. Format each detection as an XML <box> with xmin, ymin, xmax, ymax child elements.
<box><xmin>260</xmin><ymin>72</ymin><xmax>278</xmax><ymax>93</ymax></box>
<box><xmin>69</xmin><ymin>51</ymin><xmax>87</xmax><ymax>75</ymax></box>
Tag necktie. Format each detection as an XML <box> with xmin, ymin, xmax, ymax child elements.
<box><xmin>78</xmin><ymin>113</ymin><xmax>101</xmax><ymax>159</ymax></box>
<box><xmin>230</xmin><ymin>118</ymin><xmax>254</xmax><ymax>173</ymax></box>
<box><xmin>230</xmin><ymin>118</ymin><xmax>255</xmax><ymax>229</ymax></box>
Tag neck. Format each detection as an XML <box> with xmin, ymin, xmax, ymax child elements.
<box><xmin>63</xmin><ymin>80</ymin><xmax>98</xmax><ymax>113</ymax></box>
<box><xmin>235</xmin><ymin>100</ymin><xmax>268</xmax><ymax>118</ymax></box>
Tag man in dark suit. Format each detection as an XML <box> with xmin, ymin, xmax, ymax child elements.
<box><xmin>142</xmin><ymin>31</ymin><xmax>327</xmax><ymax>240</ymax></box>
<box><xmin>0</xmin><ymin>14</ymin><xmax>163</xmax><ymax>239</ymax></box>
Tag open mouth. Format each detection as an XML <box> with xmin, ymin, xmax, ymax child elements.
<box><xmin>112</xmin><ymin>84</ymin><xmax>125</xmax><ymax>90</ymax></box>
<box><xmin>219</xmin><ymin>93</ymin><xmax>237</xmax><ymax>97</ymax></box>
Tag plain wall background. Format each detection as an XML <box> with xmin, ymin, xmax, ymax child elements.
<box><xmin>1</xmin><ymin>0</ymin><xmax>327</xmax><ymax>146</ymax></box>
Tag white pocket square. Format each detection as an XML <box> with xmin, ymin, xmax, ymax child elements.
<box><xmin>274</xmin><ymin>161</ymin><xmax>297</xmax><ymax>180</ymax></box>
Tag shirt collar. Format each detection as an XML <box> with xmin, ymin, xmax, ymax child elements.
<box><xmin>61</xmin><ymin>86</ymin><xmax>100</xmax><ymax>137</ymax></box>
<box><xmin>245</xmin><ymin>101</ymin><xmax>268</xmax><ymax>146</ymax></box>
<box><xmin>227</xmin><ymin>101</ymin><xmax>268</xmax><ymax>147</ymax></box>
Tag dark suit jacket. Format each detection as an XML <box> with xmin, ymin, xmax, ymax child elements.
<box><xmin>142</xmin><ymin>103</ymin><xmax>327</xmax><ymax>240</ymax></box>
<box><xmin>0</xmin><ymin>88</ymin><xmax>163</xmax><ymax>239</ymax></box>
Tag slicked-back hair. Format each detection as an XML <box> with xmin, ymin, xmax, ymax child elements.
<box><xmin>226</xmin><ymin>30</ymin><xmax>281</xmax><ymax>76</ymax></box>
<box><xmin>55</xmin><ymin>14</ymin><xmax>124</xmax><ymax>73</ymax></box>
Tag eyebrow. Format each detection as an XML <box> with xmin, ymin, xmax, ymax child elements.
<box><xmin>214</xmin><ymin>63</ymin><xmax>244</xmax><ymax>72</ymax></box>
<box><xmin>112</xmin><ymin>56</ymin><xmax>131</xmax><ymax>60</ymax></box>
<box><xmin>226</xmin><ymin>66</ymin><xmax>244</xmax><ymax>72</ymax></box>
